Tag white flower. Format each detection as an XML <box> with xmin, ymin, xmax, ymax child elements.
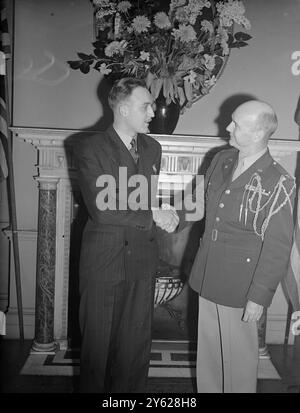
<box><xmin>154</xmin><ymin>12</ymin><xmax>171</xmax><ymax>29</ymax></box>
<box><xmin>169</xmin><ymin>0</ymin><xmax>186</xmax><ymax>11</ymax></box>
<box><xmin>221</xmin><ymin>40</ymin><xmax>229</xmax><ymax>55</ymax></box>
<box><xmin>175</xmin><ymin>8</ymin><xmax>189</xmax><ymax>24</ymax></box>
<box><xmin>131</xmin><ymin>15</ymin><xmax>151</xmax><ymax>33</ymax></box>
<box><xmin>117</xmin><ymin>1</ymin><xmax>132</xmax><ymax>14</ymax></box>
<box><xmin>197</xmin><ymin>44</ymin><xmax>204</xmax><ymax>53</ymax></box>
<box><xmin>99</xmin><ymin>63</ymin><xmax>112</xmax><ymax>75</ymax></box>
<box><xmin>94</xmin><ymin>0</ymin><xmax>116</xmax><ymax>19</ymax></box>
<box><xmin>217</xmin><ymin>0</ymin><xmax>251</xmax><ymax>29</ymax></box>
<box><xmin>183</xmin><ymin>0</ymin><xmax>211</xmax><ymax>25</ymax></box>
<box><xmin>93</xmin><ymin>0</ymin><xmax>109</xmax><ymax>5</ymax></box>
<box><xmin>204</xmin><ymin>54</ymin><xmax>216</xmax><ymax>71</ymax></box>
<box><xmin>140</xmin><ymin>51</ymin><xmax>150</xmax><ymax>61</ymax></box>
<box><xmin>173</xmin><ymin>24</ymin><xmax>197</xmax><ymax>42</ymax></box>
<box><xmin>183</xmin><ymin>70</ymin><xmax>197</xmax><ymax>84</ymax></box>
<box><xmin>95</xmin><ymin>8</ymin><xmax>115</xmax><ymax>20</ymax></box>
<box><xmin>201</xmin><ymin>20</ymin><xmax>214</xmax><ymax>34</ymax></box>
<box><xmin>204</xmin><ymin>75</ymin><xmax>216</xmax><ymax>88</ymax></box>
<box><xmin>104</xmin><ymin>40</ymin><xmax>127</xmax><ymax>57</ymax></box>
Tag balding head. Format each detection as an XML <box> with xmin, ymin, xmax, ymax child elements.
<box><xmin>235</xmin><ymin>100</ymin><xmax>278</xmax><ymax>140</ymax></box>
<box><xmin>226</xmin><ymin>100</ymin><xmax>278</xmax><ymax>155</ymax></box>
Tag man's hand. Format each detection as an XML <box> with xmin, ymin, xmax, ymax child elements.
<box><xmin>242</xmin><ymin>300</ymin><xmax>264</xmax><ymax>322</ymax></box>
<box><xmin>152</xmin><ymin>204</ymin><xmax>179</xmax><ymax>233</ymax></box>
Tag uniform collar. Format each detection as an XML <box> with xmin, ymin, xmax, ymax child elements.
<box><xmin>229</xmin><ymin>149</ymin><xmax>273</xmax><ymax>188</ymax></box>
<box><xmin>237</xmin><ymin>147</ymin><xmax>268</xmax><ymax>171</ymax></box>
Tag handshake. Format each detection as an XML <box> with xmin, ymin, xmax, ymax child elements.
<box><xmin>152</xmin><ymin>203</ymin><xmax>179</xmax><ymax>233</ymax></box>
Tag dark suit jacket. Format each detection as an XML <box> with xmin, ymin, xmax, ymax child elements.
<box><xmin>74</xmin><ymin>126</ymin><xmax>162</xmax><ymax>291</ymax></box>
<box><xmin>189</xmin><ymin>148</ymin><xmax>296</xmax><ymax>308</ymax></box>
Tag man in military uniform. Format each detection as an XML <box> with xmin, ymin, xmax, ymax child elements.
<box><xmin>189</xmin><ymin>100</ymin><xmax>296</xmax><ymax>392</ymax></box>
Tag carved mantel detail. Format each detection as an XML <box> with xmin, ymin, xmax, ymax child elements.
<box><xmin>10</xmin><ymin>127</ymin><xmax>300</xmax><ymax>348</ymax></box>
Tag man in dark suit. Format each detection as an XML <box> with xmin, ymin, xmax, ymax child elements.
<box><xmin>188</xmin><ymin>100</ymin><xmax>296</xmax><ymax>392</ymax></box>
<box><xmin>74</xmin><ymin>78</ymin><xmax>179</xmax><ymax>393</ymax></box>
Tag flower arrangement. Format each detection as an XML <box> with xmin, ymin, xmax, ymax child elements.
<box><xmin>68</xmin><ymin>0</ymin><xmax>251</xmax><ymax>110</ymax></box>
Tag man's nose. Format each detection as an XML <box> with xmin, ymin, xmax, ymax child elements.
<box><xmin>149</xmin><ymin>106</ymin><xmax>155</xmax><ymax>118</ymax></box>
<box><xmin>226</xmin><ymin>122</ymin><xmax>233</xmax><ymax>132</ymax></box>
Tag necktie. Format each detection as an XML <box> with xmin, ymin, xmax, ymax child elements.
<box><xmin>129</xmin><ymin>137</ymin><xmax>139</xmax><ymax>164</ymax></box>
<box><xmin>232</xmin><ymin>158</ymin><xmax>245</xmax><ymax>181</ymax></box>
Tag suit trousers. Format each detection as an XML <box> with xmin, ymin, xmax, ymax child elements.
<box><xmin>196</xmin><ymin>295</ymin><xmax>259</xmax><ymax>393</ymax></box>
<box><xmin>79</xmin><ymin>276</ymin><xmax>155</xmax><ymax>393</ymax></box>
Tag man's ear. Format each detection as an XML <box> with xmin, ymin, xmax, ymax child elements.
<box><xmin>253</xmin><ymin>129</ymin><xmax>264</xmax><ymax>143</ymax></box>
<box><xmin>119</xmin><ymin>103</ymin><xmax>128</xmax><ymax>117</ymax></box>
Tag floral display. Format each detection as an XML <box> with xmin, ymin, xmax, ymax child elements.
<box><xmin>68</xmin><ymin>0</ymin><xmax>251</xmax><ymax>110</ymax></box>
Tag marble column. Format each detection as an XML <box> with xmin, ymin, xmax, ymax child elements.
<box><xmin>32</xmin><ymin>178</ymin><xmax>58</xmax><ymax>353</ymax></box>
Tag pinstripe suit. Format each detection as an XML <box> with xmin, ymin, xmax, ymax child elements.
<box><xmin>74</xmin><ymin>126</ymin><xmax>161</xmax><ymax>393</ymax></box>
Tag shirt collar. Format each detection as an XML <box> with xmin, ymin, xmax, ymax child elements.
<box><xmin>238</xmin><ymin>147</ymin><xmax>268</xmax><ymax>169</ymax></box>
<box><xmin>113</xmin><ymin>126</ymin><xmax>137</xmax><ymax>149</ymax></box>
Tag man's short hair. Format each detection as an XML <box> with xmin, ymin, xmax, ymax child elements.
<box><xmin>108</xmin><ymin>77</ymin><xmax>147</xmax><ymax>110</ymax></box>
<box><xmin>256</xmin><ymin>111</ymin><xmax>278</xmax><ymax>139</ymax></box>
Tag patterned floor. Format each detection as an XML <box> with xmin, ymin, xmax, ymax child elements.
<box><xmin>20</xmin><ymin>340</ymin><xmax>280</xmax><ymax>380</ymax></box>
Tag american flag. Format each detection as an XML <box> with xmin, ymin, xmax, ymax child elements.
<box><xmin>0</xmin><ymin>0</ymin><xmax>11</xmax><ymax>181</ymax></box>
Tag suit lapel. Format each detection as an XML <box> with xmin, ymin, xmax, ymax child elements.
<box><xmin>105</xmin><ymin>126</ymin><xmax>138</xmax><ymax>176</ymax></box>
<box><xmin>136</xmin><ymin>133</ymin><xmax>150</xmax><ymax>176</ymax></box>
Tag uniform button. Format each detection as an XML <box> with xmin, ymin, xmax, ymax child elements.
<box><xmin>219</xmin><ymin>202</ymin><xmax>224</xmax><ymax>208</ymax></box>
<box><xmin>246</xmin><ymin>258</ymin><xmax>251</xmax><ymax>262</ymax></box>
<box><xmin>216</xmin><ymin>217</ymin><xmax>220</xmax><ymax>222</ymax></box>
<box><xmin>225</xmin><ymin>189</ymin><xmax>230</xmax><ymax>194</ymax></box>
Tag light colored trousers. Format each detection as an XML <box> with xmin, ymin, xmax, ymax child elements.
<box><xmin>197</xmin><ymin>295</ymin><xmax>259</xmax><ymax>393</ymax></box>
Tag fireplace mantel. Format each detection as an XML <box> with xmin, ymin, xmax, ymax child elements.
<box><xmin>11</xmin><ymin>126</ymin><xmax>300</xmax><ymax>186</ymax></box>
<box><xmin>10</xmin><ymin>127</ymin><xmax>300</xmax><ymax>349</ymax></box>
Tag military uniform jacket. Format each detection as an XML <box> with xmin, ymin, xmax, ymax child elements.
<box><xmin>74</xmin><ymin>126</ymin><xmax>162</xmax><ymax>291</ymax></box>
<box><xmin>189</xmin><ymin>147</ymin><xmax>295</xmax><ymax>308</ymax></box>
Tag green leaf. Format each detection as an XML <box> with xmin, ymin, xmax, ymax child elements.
<box><xmin>237</xmin><ymin>42</ymin><xmax>248</xmax><ymax>48</ymax></box>
<box><xmin>163</xmin><ymin>77</ymin><xmax>174</xmax><ymax>102</ymax></box>
<box><xmin>67</xmin><ymin>60</ymin><xmax>82</xmax><ymax>70</ymax></box>
<box><xmin>80</xmin><ymin>62</ymin><xmax>91</xmax><ymax>74</ymax></box>
<box><xmin>94</xmin><ymin>49</ymin><xmax>103</xmax><ymax>58</ymax></box>
<box><xmin>145</xmin><ymin>72</ymin><xmax>155</xmax><ymax>89</ymax></box>
<box><xmin>184</xmin><ymin>79</ymin><xmax>192</xmax><ymax>101</ymax></box>
<box><xmin>151</xmin><ymin>77</ymin><xmax>163</xmax><ymax>99</ymax></box>
<box><xmin>77</xmin><ymin>52</ymin><xmax>93</xmax><ymax>60</ymax></box>
<box><xmin>234</xmin><ymin>32</ymin><xmax>252</xmax><ymax>41</ymax></box>
<box><xmin>177</xmin><ymin>87</ymin><xmax>186</xmax><ymax>106</ymax></box>
<box><xmin>232</xmin><ymin>41</ymin><xmax>249</xmax><ymax>48</ymax></box>
<box><xmin>92</xmin><ymin>41</ymin><xmax>102</xmax><ymax>49</ymax></box>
